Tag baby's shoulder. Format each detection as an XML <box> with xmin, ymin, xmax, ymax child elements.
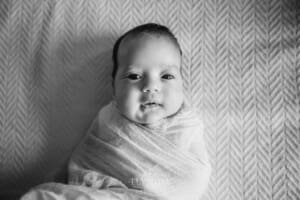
<box><xmin>176</xmin><ymin>105</ymin><xmax>203</xmax><ymax>130</ymax></box>
<box><xmin>88</xmin><ymin>103</ymin><xmax>118</xmax><ymax>134</ymax></box>
<box><xmin>167</xmin><ymin>106</ymin><xmax>203</xmax><ymax>147</ymax></box>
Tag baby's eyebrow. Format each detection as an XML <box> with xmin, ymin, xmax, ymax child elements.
<box><xmin>126</xmin><ymin>65</ymin><xmax>142</xmax><ymax>72</ymax></box>
<box><xmin>124</xmin><ymin>64</ymin><xmax>180</xmax><ymax>72</ymax></box>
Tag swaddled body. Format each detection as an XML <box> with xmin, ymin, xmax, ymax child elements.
<box><xmin>68</xmin><ymin>101</ymin><xmax>210</xmax><ymax>200</ymax></box>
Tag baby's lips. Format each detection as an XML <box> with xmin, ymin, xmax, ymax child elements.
<box><xmin>140</xmin><ymin>102</ymin><xmax>163</xmax><ymax>111</ymax></box>
<box><xmin>142</xmin><ymin>101</ymin><xmax>162</xmax><ymax>106</ymax></box>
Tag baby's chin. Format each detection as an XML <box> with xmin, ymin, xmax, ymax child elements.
<box><xmin>136</xmin><ymin>115</ymin><xmax>164</xmax><ymax>126</ymax></box>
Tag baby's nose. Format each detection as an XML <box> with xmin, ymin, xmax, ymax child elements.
<box><xmin>142</xmin><ymin>79</ymin><xmax>160</xmax><ymax>93</ymax></box>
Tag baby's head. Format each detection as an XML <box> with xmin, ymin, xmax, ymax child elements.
<box><xmin>112</xmin><ymin>23</ymin><xmax>184</xmax><ymax>125</ymax></box>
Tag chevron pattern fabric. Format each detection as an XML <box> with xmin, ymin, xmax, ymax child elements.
<box><xmin>0</xmin><ymin>0</ymin><xmax>299</xmax><ymax>199</ymax></box>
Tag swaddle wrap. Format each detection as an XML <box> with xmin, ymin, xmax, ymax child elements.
<box><xmin>21</xmin><ymin>101</ymin><xmax>211</xmax><ymax>200</ymax></box>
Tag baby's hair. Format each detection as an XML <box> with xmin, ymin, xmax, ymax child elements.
<box><xmin>112</xmin><ymin>23</ymin><xmax>182</xmax><ymax>80</ymax></box>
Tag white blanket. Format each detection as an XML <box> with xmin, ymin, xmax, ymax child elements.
<box><xmin>21</xmin><ymin>101</ymin><xmax>211</xmax><ymax>200</ymax></box>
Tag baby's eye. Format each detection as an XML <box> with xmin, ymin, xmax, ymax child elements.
<box><xmin>126</xmin><ymin>73</ymin><xmax>142</xmax><ymax>80</ymax></box>
<box><xmin>161</xmin><ymin>74</ymin><xmax>175</xmax><ymax>80</ymax></box>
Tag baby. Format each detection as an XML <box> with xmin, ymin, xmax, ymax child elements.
<box><xmin>21</xmin><ymin>23</ymin><xmax>211</xmax><ymax>200</ymax></box>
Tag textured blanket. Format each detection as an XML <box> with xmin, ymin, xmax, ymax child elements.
<box><xmin>21</xmin><ymin>101</ymin><xmax>211</xmax><ymax>200</ymax></box>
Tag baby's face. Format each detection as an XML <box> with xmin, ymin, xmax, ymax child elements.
<box><xmin>113</xmin><ymin>35</ymin><xmax>184</xmax><ymax>125</ymax></box>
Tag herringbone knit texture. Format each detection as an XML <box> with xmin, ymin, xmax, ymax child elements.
<box><xmin>0</xmin><ymin>0</ymin><xmax>299</xmax><ymax>199</ymax></box>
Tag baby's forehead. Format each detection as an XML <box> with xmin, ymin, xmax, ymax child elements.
<box><xmin>116</xmin><ymin>33</ymin><xmax>182</xmax><ymax>74</ymax></box>
<box><xmin>125</xmin><ymin>63</ymin><xmax>180</xmax><ymax>71</ymax></box>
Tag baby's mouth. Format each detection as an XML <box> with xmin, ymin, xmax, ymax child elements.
<box><xmin>141</xmin><ymin>102</ymin><xmax>162</xmax><ymax>110</ymax></box>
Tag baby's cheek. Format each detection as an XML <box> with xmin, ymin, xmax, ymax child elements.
<box><xmin>119</xmin><ymin>89</ymin><xmax>142</xmax><ymax>117</ymax></box>
<box><xmin>116</xmin><ymin>85</ymin><xmax>136</xmax><ymax>103</ymax></box>
<box><xmin>165</xmin><ymin>87</ymin><xmax>183</xmax><ymax>103</ymax></box>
